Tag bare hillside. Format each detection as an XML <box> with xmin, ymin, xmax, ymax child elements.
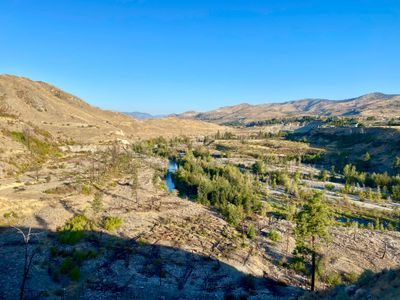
<box><xmin>0</xmin><ymin>75</ymin><xmax>224</xmax><ymax>143</ymax></box>
<box><xmin>175</xmin><ymin>93</ymin><xmax>400</xmax><ymax>124</ymax></box>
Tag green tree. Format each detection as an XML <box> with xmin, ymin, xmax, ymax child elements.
<box><xmin>393</xmin><ymin>156</ymin><xmax>400</xmax><ymax>171</ymax></box>
<box><xmin>246</xmin><ymin>224</ymin><xmax>256</xmax><ymax>240</ymax></box>
<box><xmin>330</xmin><ymin>166</ymin><xmax>336</xmax><ymax>178</ymax></box>
<box><xmin>285</xmin><ymin>203</ymin><xmax>296</xmax><ymax>221</ymax></box>
<box><xmin>343</xmin><ymin>164</ymin><xmax>356</xmax><ymax>183</ymax></box>
<box><xmin>252</xmin><ymin>160</ymin><xmax>266</xmax><ymax>175</ymax></box>
<box><xmin>320</xmin><ymin>169</ymin><xmax>329</xmax><ymax>182</ymax></box>
<box><xmin>294</xmin><ymin>192</ymin><xmax>332</xmax><ymax>291</ymax></box>
<box><xmin>366</xmin><ymin>188</ymin><xmax>374</xmax><ymax>201</ymax></box>
<box><xmin>363</xmin><ymin>152</ymin><xmax>371</xmax><ymax>162</ymax></box>
<box><xmin>293</xmin><ymin>170</ymin><xmax>302</xmax><ymax>183</ymax></box>
<box><xmin>271</xmin><ymin>178</ymin><xmax>277</xmax><ymax>189</ymax></box>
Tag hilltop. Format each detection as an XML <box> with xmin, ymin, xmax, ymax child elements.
<box><xmin>0</xmin><ymin>75</ymin><xmax>224</xmax><ymax>143</ymax></box>
<box><xmin>175</xmin><ymin>93</ymin><xmax>400</xmax><ymax>124</ymax></box>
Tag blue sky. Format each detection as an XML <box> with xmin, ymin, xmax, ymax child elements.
<box><xmin>1</xmin><ymin>0</ymin><xmax>399</xmax><ymax>114</ymax></box>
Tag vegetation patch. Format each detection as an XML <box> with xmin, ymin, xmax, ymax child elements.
<box><xmin>268</xmin><ymin>230</ymin><xmax>281</xmax><ymax>242</ymax></box>
<box><xmin>172</xmin><ymin>151</ymin><xmax>262</xmax><ymax>226</ymax></box>
<box><xmin>102</xmin><ymin>216</ymin><xmax>123</xmax><ymax>231</ymax></box>
<box><xmin>58</xmin><ymin>215</ymin><xmax>95</xmax><ymax>245</ymax></box>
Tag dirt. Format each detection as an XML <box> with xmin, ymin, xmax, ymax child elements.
<box><xmin>0</xmin><ymin>150</ymin><xmax>399</xmax><ymax>299</ymax></box>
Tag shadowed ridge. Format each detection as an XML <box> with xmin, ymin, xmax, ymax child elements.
<box><xmin>302</xmin><ymin>268</ymin><xmax>400</xmax><ymax>300</ymax></box>
<box><xmin>0</xmin><ymin>226</ymin><xmax>304</xmax><ymax>300</ymax></box>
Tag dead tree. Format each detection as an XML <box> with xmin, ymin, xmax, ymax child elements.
<box><xmin>13</xmin><ymin>227</ymin><xmax>39</xmax><ymax>300</ymax></box>
<box><xmin>131</xmin><ymin>161</ymin><xmax>139</xmax><ymax>204</ymax></box>
<box><xmin>90</xmin><ymin>153</ymin><xmax>96</xmax><ymax>183</ymax></box>
<box><xmin>381</xmin><ymin>241</ymin><xmax>388</xmax><ymax>259</ymax></box>
<box><xmin>110</xmin><ymin>143</ymin><xmax>119</xmax><ymax>167</ymax></box>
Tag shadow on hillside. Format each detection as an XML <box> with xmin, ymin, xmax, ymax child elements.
<box><xmin>0</xmin><ymin>226</ymin><xmax>304</xmax><ymax>300</ymax></box>
<box><xmin>288</xmin><ymin>126</ymin><xmax>400</xmax><ymax>173</ymax></box>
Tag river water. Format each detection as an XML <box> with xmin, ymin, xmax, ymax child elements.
<box><xmin>165</xmin><ymin>160</ymin><xmax>178</xmax><ymax>192</ymax></box>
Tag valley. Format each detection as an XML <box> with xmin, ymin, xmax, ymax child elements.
<box><xmin>1</xmin><ymin>76</ymin><xmax>400</xmax><ymax>299</ymax></box>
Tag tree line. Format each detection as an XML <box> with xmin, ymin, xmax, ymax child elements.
<box><xmin>172</xmin><ymin>151</ymin><xmax>263</xmax><ymax>226</ymax></box>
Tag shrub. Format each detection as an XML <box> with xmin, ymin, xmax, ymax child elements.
<box><xmin>325</xmin><ymin>183</ymin><xmax>335</xmax><ymax>191</ymax></box>
<box><xmin>160</xmin><ymin>182</ymin><xmax>169</xmax><ymax>192</ymax></box>
<box><xmin>69</xmin><ymin>266</ymin><xmax>80</xmax><ymax>281</ymax></box>
<box><xmin>268</xmin><ymin>230</ymin><xmax>281</xmax><ymax>242</ymax></box>
<box><xmin>58</xmin><ymin>215</ymin><xmax>93</xmax><ymax>245</ymax></box>
<box><xmin>9</xmin><ymin>130</ymin><xmax>61</xmax><ymax>158</ymax></box>
<box><xmin>326</xmin><ymin>272</ymin><xmax>342</xmax><ymax>286</ymax></box>
<box><xmin>3</xmin><ymin>211</ymin><xmax>17</xmax><ymax>219</ymax></box>
<box><xmin>278</xmin><ymin>257</ymin><xmax>288</xmax><ymax>267</ymax></box>
<box><xmin>59</xmin><ymin>258</ymin><xmax>74</xmax><ymax>274</ymax></box>
<box><xmin>387</xmin><ymin>223</ymin><xmax>395</xmax><ymax>231</ymax></box>
<box><xmin>44</xmin><ymin>185</ymin><xmax>74</xmax><ymax>195</ymax></box>
<box><xmin>61</xmin><ymin>215</ymin><xmax>92</xmax><ymax>231</ymax></box>
<box><xmin>289</xmin><ymin>256</ymin><xmax>306</xmax><ymax>273</ymax></box>
<box><xmin>50</xmin><ymin>246</ymin><xmax>59</xmax><ymax>257</ymax></box>
<box><xmin>59</xmin><ymin>231</ymin><xmax>84</xmax><ymax>245</ymax></box>
<box><xmin>81</xmin><ymin>185</ymin><xmax>92</xmax><ymax>195</ymax></box>
<box><xmin>223</xmin><ymin>204</ymin><xmax>244</xmax><ymax>226</ymax></box>
<box><xmin>246</xmin><ymin>224</ymin><xmax>256</xmax><ymax>240</ymax></box>
<box><xmin>102</xmin><ymin>216</ymin><xmax>123</xmax><ymax>231</ymax></box>
<box><xmin>73</xmin><ymin>249</ymin><xmax>97</xmax><ymax>263</ymax></box>
<box><xmin>345</xmin><ymin>272</ymin><xmax>359</xmax><ymax>284</ymax></box>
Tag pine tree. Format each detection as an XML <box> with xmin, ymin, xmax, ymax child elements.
<box><xmin>320</xmin><ymin>169</ymin><xmax>329</xmax><ymax>182</ymax></box>
<box><xmin>393</xmin><ymin>156</ymin><xmax>400</xmax><ymax>171</ymax></box>
<box><xmin>294</xmin><ymin>192</ymin><xmax>332</xmax><ymax>291</ymax></box>
<box><xmin>367</xmin><ymin>187</ymin><xmax>374</xmax><ymax>201</ymax></box>
<box><xmin>330</xmin><ymin>166</ymin><xmax>336</xmax><ymax>179</ymax></box>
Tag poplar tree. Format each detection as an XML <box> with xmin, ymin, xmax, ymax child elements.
<box><xmin>294</xmin><ymin>192</ymin><xmax>332</xmax><ymax>291</ymax></box>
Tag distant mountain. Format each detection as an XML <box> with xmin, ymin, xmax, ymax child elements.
<box><xmin>175</xmin><ymin>92</ymin><xmax>400</xmax><ymax>124</ymax></box>
<box><xmin>123</xmin><ymin>111</ymin><xmax>165</xmax><ymax>120</ymax></box>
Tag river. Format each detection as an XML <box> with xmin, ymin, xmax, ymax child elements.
<box><xmin>165</xmin><ymin>160</ymin><xmax>178</xmax><ymax>192</ymax></box>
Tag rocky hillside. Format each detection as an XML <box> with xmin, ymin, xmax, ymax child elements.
<box><xmin>0</xmin><ymin>75</ymin><xmax>224</xmax><ymax>143</ymax></box>
<box><xmin>175</xmin><ymin>93</ymin><xmax>400</xmax><ymax>124</ymax></box>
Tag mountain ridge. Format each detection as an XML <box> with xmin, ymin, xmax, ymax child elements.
<box><xmin>123</xmin><ymin>111</ymin><xmax>166</xmax><ymax>120</ymax></box>
<box><xmin>175</xmin><ymin>92</ymin><xmax>400</xmax><ymax>124</ymax></box>
<box><xmin>0</xmin><ymin>74</ymin><xmax>224</xmax><ymax>143</ymax></box>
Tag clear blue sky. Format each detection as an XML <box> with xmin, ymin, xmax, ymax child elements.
<box><xmin>1</xmin><ymin>0</ymin><xmax>399</xmax><ymax>114</ymax></box>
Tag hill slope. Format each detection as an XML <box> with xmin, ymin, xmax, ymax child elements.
<box><xmin>0</xmin><ymin>75</ymin><xmax>224</xmax><ymax>143</ymax></box>
<box><xmin>176</xmin><ymin>93</ymin><xmax>400</xmax><ymax>124</ymax></box>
